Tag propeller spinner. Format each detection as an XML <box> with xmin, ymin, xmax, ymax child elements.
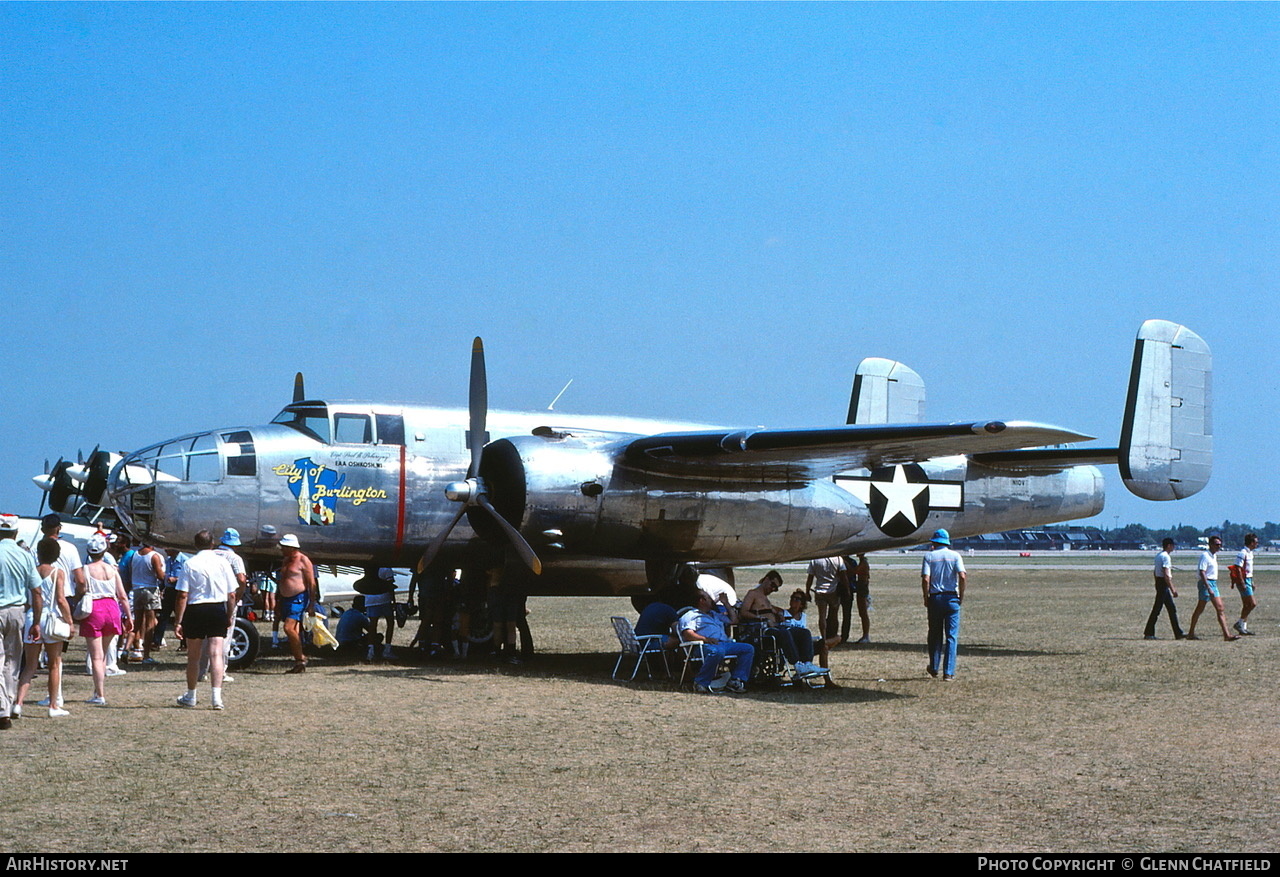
<box><xmin>417</xmin><ymin>338</ymin><xmax>542</xmax><ymax>575</ymax></box>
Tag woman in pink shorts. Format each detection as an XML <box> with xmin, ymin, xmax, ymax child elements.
<box><xmin>77</xmin><ymin>534</ymin><xmax>133</xmax><ymax>705</ymax></box>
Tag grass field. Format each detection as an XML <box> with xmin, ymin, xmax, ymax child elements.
<box><xmin>2</xmin><ymin>559</ymin><xmax>1275</xmax><ymax>853</ymax></box>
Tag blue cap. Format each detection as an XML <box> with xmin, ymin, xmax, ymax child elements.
<box><xmin>931</xmin><ymin>528</ymin><xmax>951</xmax><ymax>546</ymax></box>
<box><xmin>220</xmin><ymin>527</ymin><xmax>242</xmax><ymax>547</ymax></box>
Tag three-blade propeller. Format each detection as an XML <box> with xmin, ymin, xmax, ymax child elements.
<box><xmin>417</xmin><ymin>338</ymin><xmax>542</xmax><ymax>575</ymax></box>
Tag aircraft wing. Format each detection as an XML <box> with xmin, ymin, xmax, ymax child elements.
<box><xmin>622</xmin><ymin>421</ymin><xmax>1094</xmax><ymax>480</ymax></box>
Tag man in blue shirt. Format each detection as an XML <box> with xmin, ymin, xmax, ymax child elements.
<box><xmin>921</xmin><ymin>528</ymin><xmax>966</xmax><ymax>681</ymax></box>
<box><xmin>681</xmin><ymin>590</ymin><xmax>753</xmax><ymax>694</ymax></box>
<box><xmin>0</xmin><ymin>515</ymin><xmax>43</xmax><ymax>728</ymax></box>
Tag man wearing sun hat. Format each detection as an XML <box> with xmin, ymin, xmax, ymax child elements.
<box><xmin>920</xmin><ymin>528</ymin><xmax>967</xmax><ymax>681</ymax></box>
<box><xmin>0</xmin><ymin>514</ymin><xmax>43</xmax><ymax>728</ymax></box>
<box><xmin>276</xmin><ymin>534</ymin><xmax>317</xmax><ymax>674</ymax></box>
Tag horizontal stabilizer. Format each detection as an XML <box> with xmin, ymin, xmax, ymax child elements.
<box><xmin>848</xmin><ymin>358</ymin><xmax>925</xmax><ymax>425</ymax></box>
<box><xmin>1119</xmin><ymin>320</ymin><xmax>1212</xmax><ymax>500</ymax></box>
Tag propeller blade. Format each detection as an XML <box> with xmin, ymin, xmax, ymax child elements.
<box><xmin>36</xmin><ymin>456</ymin><xmax>63</xmax><ymax>518</ymax></box>
<box><xmin>468</xmin><ymin>337</ymin><xmax>486</xmax><ymax>476</ymax></box>
<box><xmin>49</xmin><ymin>460</ymin><xmax>76</xmax><ymax>514</ymax></box>
<box><xmin>293</xmin><ymin>372</ymin><xmax>306</xmax><ymax>404</ymax></box>
<box><xmin>475</xmin><ymin>493</ymin><xmax>542</xmax><ymax>575</ymax></box>
<box><xmin>83</xmin><ymin>449</ymin><xmax>111</xmax><ymax>507</ymax></box>
<box><xmin>417</xmin><ymin>502</ymin><xmax>470</xmax><ymax>573</ymax></box>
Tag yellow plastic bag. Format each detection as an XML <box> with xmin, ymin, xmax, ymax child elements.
<box><xmin>305</xmin><ymin>612</ymin><xmax>338</xmax><ymax>649</ymax></box>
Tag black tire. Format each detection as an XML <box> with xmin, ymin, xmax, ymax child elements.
<box><xmin>227</xmin><ymin>617</ymin><xmax>260</xmax><ymax>669</ymax></box>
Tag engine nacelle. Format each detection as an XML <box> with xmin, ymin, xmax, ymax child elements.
<box><xmin>478</xmin><ymin>435</ymin><xmax>618</xmax><ymax>555</ymax></box>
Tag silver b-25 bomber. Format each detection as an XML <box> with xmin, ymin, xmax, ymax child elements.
<box><xmin>80</xmin><ymin>319</ymin><xmax>1207</xmax><ymax>595</ymax></box>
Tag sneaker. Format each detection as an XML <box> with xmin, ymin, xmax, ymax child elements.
<box><xmin>1240</xmin><ymin>628</ymin><xmax>1256</xmax><ymax>636</ymax></box>
<box><xmin>926</xmin><ymin>666</ymin><xmax>938</xmax><ymax>678</ymax></box>
<box><xmin>141</xmin><ymin>657</ymin><xmax>158</xmax><ymax>665</ymax></box>
<box><xmin>222</xmin><ymin>674</ymin><xmax>234</xmax><ymax>683</ymax></box>
<box><xmin>197</xmin><ymin>673</ymin><xmax>208</xmax><ymax>683</ymax></box>
<box><xmin>10</xmin><ymin>704</ymin><xmax>19</xmax><ymax>719</ymax></box>
<box><xmin>693</xmin><ymin>683</ymin><xmax>718</xmax><ymax>694</ymax></box>
<box><xmin>855</xmin><ymin>636</ymin><xmax>871</xmax><ymax>644</ymax></box>
<box><xmin>35</xmin><ymin>698</ymin><xmax>50</xmax><ymax>707</ymax></box>
<box><xmin>105</xmin><ymin>667</ymin><xmax>127</xmax><ymax>677</ymax></box>
<box><xmin>211</xmin><ymin>700</ymin><xmax>225</xmax><ymax>711</ymax></box>
<box><xmin>176</xmin><ymin>692</ymin><xmax>197</xmax><ymax>708</ymax></box>
<box><xmin>943</xmin><ymin>674</ymin><xmax>955</xmax><ymax>682</ymax></box>
<box><xmin>1233</xmin><ymin>619</ymin><xmax>1246</xmax><ymax>634</ymax></box>
<box><xmin>725</xmin><ymin>679</ymin><xmax>746</xmax><ymax>693</ymax></box>
<box><xmin>49</xmin><ymin>707</ymin><xmax>70</xmax><ymax>718</ymax></box>
<box><xmin>85</xmin><ymin>695</ymin><xmax>107</xmax><ymax>706</ymax></box>
<box><xmin>128</xmin><ymin>649</ymin><xmax>143</xmax><ymax>661</ymax></box>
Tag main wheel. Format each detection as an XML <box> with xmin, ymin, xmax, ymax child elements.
<box><xmin>227</xmin><ymin>617</ymin><xmax>261</xmax><ymax>669</ymax></box>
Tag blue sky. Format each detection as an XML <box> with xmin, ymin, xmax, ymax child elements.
<box><xmin>2</xmin><ymin>3</ymin><xmax>1276</xmax><ymax>530</ymax></box>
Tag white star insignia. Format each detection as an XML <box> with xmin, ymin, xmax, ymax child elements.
<box><xmin>873</xmin><ymin>465</ymin><xmax>927</xmax><ymax>528</ymax></box>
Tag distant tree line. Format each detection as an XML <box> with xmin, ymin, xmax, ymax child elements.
<box><xmin>1104</xmin><ymin>521</ymin><xmax>1279</xmax><ymax>548</ymax></box>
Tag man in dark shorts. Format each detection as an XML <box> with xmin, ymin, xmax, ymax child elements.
<box><xmin>174</xmin><ymin>530</ymin><xmax>238</xmax><ymax>710</ymax></box>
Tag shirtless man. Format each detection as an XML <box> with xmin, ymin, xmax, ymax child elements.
<box><xmin>276</xmin><ymin>534</ymin><xmax>317</xmax><ymax>673</ymax></box>
<box><xmin>740</xmin><ymin>570</ymin><xmax>822</xmax><ymax>678</ymax></box>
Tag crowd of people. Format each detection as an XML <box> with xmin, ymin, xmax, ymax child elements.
<box><xmin>0</xmin><ymin>513</ymin><xmax>319</xmax><ymax>725</ymax></box>
<box><xmin>1144</xmin><ymin>532</ymin><xmax>1260</xmax><ymax>642</ymax></box>
<box><xmin>632</xmin><ymin>525</ymin><xmax>1269</xmax><ymax>695</ymax></box>
<box><xmin>628</xmin><ymin>533</ymin><xmax>952</xmax><ymax>695</ymax></box>
<box><xmin>2</xmin><ymin>509</ymin><xmax>1264</xmax><ymax>721</ymax></box>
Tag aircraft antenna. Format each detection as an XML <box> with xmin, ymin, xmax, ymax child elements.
<box><xmin>547</xmin><ymin>379</ymin><xmax>573</xmax><ymax>411</ymax></box>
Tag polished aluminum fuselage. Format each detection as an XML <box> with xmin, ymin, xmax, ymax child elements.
<box><xmin>110</xmin><ymin>404</ymin><xmax>1104</xmax><ymax>595</ymax></box>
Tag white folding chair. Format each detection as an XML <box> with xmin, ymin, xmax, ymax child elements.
<box><xmin>610</xmin><ymin>616</ymin><xmax>671</xmax><ymax>681</ymax></box>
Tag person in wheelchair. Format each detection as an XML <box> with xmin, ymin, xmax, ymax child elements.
<box><xmin>740</xmin><ymin>571</ymin><xmax>823</xmax><ymax>679</ymax></box>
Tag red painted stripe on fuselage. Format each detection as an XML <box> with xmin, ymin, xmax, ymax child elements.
<box><xmin>395</xmin><ymin>443</ymin><xmax>406</xmax><ymax>559</ymax></box>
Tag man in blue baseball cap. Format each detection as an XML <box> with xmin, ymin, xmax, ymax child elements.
<box><xmin>921</xmin><ymin>528</ymin><xmax>967</xmax><ymax>681</ymax></box>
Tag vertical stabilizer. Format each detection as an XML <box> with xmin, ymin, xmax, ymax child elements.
<box><xmin>1119</xmin><ymin>320</ymin><xmax>1212</xmax><ymax>500</ymax></box>
<box><xmin>847</xmin><ymin>358</ymin><xmax>926</xmax><ymax>425</ymax></box>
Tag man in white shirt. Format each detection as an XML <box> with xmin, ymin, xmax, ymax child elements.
<box><xmin>1186</xmin><ymin>535</ymin><xmax>1240</xmax><ymax>642</ymax></box>
<box><xmin>1231</xmin><ymin>534</ymin><xmax>1258</xmax><ymax>636</ymax></box>
<box><xmin>1143</xmin><ymin>538</ymin><xmax>1185</xmax><ymax>640</ymax></box>
<box><xmin>174</xmin><ymin>530</ymin><xmax>239</xmax><ymax>709</ymax></box>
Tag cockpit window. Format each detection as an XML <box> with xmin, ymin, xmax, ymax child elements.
<box><xmin>375</xmin><ymin>414</ymin><xmax>405</xmax><ymax>445</ymax></box>
<box><xmin>187</xmin><ymin>433</ymin><xmax>222</xmax><ymax>482</ymax></box>
<box><xmin>221</xmin><ymin>430</ymin><xmax>256</xmax><ymax>476</ymax></box>
<box><xmin>334</xmin><ymin>413</ymin><xmax>372</xmax><ymax>444</ymax></box>
<box><xmin>272</xmin><ymin>404</ymin><xmax>330</xmax><ymax>443</ymax></box>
